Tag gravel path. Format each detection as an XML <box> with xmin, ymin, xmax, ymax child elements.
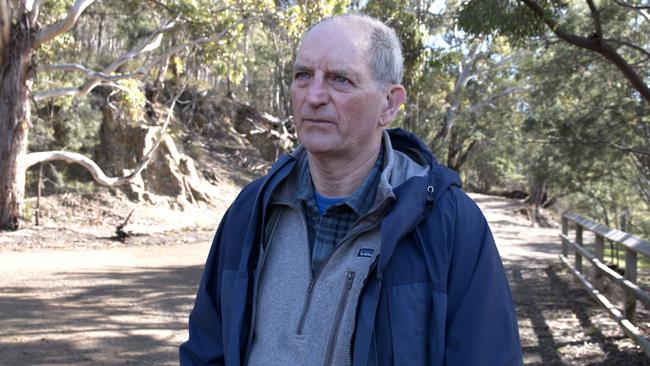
<box><xmin>0</xmin><ymin>193</ymin><xmax>648</xmax><ymax>365</ymax></box>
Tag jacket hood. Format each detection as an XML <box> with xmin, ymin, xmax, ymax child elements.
<box><xmin>375</xmin><ymin>128</ymin><xmax>462</xmax><ymax>275</ymax></box>
<box><xmin>385</xmin><ymin>128</ymin><xmax>461</xmax><ymax>202</ymax></box>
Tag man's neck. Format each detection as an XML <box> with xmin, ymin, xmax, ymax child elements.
<box><xmin>307</xmin><ymin>144</ymin><xmax>381</xmax><ymax>197</ymax></box>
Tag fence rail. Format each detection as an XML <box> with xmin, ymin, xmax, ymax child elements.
<box><xmin>560</xmin><ymin>212</ymin><xmax>650</xmax><ymax>358</ymax></box>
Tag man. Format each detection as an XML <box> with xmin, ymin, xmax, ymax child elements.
<box><xmin>180</xmin><ymin>14</ymin><xmax>522</xmax><ymax>366</ymax></box>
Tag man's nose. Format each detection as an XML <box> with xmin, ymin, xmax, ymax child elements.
<box><xmin>306</xmin><ymin>78</ymin><xmax>329</xmax><ymax>107</ymax></box>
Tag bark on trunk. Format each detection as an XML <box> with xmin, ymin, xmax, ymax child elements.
<box><xmin>0</xmin><ymin>15</ymin><xmax>33</xmax><ymax>230</ymax></box>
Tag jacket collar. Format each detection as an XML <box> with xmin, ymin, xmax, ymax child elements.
<box><xmin>258</xmin><ymin>128</ymin><xmax>462</xmax><ymax>267</ymax></box>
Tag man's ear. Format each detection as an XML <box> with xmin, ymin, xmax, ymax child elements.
<box><xmin>379</xmin><ymin>84</ymin><xmax>406</xmax><ymax>127</ymax></box>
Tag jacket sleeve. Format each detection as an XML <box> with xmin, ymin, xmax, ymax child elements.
<box><xmin>443</xmin><ymin>191</ymin><xmax>523</xmax><ymax>366</ymax></box>
<box><xmin>179</xmin><ymin>211</ymin><xmax>230</xmax><ymax>366</ymax></box>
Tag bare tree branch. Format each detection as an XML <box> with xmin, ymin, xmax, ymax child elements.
<box><xmin>36</xmin><ymin>63</ymin><xmax>146</xmax><ymax>81</ymax></box>
<box><xmin>145</xmin><ymin>0</ymin><xmax>178</xmax><ymax>16</ymax></box>
<box><xmin>104</xmin><ymin>21</ymin><xmax>176</xmax><ymax>73</ymax></box>
<box><xmin>24</xmin><ymin>0</ymin><xmax>35</xmax><ymax>12</ymax></box>
<box><xmin>519</xmin><ymin>0</ymin><xmax>650</xmax><ymax>104</ymax></box>
<box><xmin>630</xmin><ymin>55</ymin><xmax>650</xmax><ymax>66</ymax></box>
<box><xmin>32</xmin><ymin>17</ymin><xmax>239</xmax><ymax>103</ymax></box>
<box><xmin>28</xmin><ymin>0</ymin><xmax>44</xmax><ymax>26</ymax></box>
<box><xmin>613</xmin><ymin>0</ymin><xmax>650</xmax><ymax>10</ymax></box>
<box><xmin>32</xmin><ymin>86</ymin><xmax>83</xmax><ymax>101</ymax></box>
<box><xmin>586</xmin><ymin>0</ymin><xmax>603</xmax><ymax>38</ymax></box>
<box><xmin>26</xmin><ymin>85</ymin><xmax>185</xmax><ymax>186</ymax></box>
<box><xmin>32</xmin><ymin>20</ymin><xmax>175</xmax><ymax>102</ymax></box>
<box><xmin>639</xmin><ymin>9</ymin><xmax>650</xmax><ymax>22</ymax></box>
<box><xmin>609</xmin><ymin>142</ymin><xmax>650</xmax><ymax>157</ymax></box>
<box><xmin>433</xmin><ymin>37</ymin><xmax>484</xmax><ymax>146</ymax></box>
<box><xmin>134</xmin><ymin>21</ymin><xmax>242</xmax><ymax>76</ymax></box>
<box><xmin>143</xmin><ymin>0</ymin><xmax>235</xmax><ymax>26</ymax></box>
<box><xmin>26</xmin><ymin>150</ymin><xmax>140</xmax><ymax>186</ymax></box>
<box><xmin>605</xmin><ymin>38</ymin><xmax>650</xmax><ymax>59</ymax></box>
<box><xmin>466</xmin><ymin>87</ymin><xmax>529</xmax><ymax>114</ymax></box>
<box><xmin>34</xmin><ymin>0</ymin><xmax>96</xmax><ymax>48</ymax></box>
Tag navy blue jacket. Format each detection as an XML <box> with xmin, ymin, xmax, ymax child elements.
<box><xmin>180</xmin><ymin>128</ymin><xmax>523</xmax><ymax>365</ymax></box>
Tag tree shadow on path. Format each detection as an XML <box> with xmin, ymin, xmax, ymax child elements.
<box><xmin>509</xmin><ymin>263</ymin><xmax>648</xmax><ymax>366</ymax></box>
<box><xmin>0</xmin><ymin>265</ymin><xmax>203</xmax><ymax>365</ymax></box>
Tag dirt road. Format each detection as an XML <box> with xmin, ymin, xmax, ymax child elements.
<box><xmin>0</xmin><ymin>194</ymin><xmax>648</xmax><ymax>365</ymax></box>
<box><xmin>0</xmin><ymin>237</ymin><xmax>212</xmax><ymax>365</ymax></box>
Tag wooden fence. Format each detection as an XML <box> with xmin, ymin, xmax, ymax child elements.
<box><xmin>560</xmin><ymin>212</ymin><xmax>650</xmax><ymax>357</ymax></box>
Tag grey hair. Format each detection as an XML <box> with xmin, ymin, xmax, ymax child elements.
<box><xmin>301</xmin><ymin>14</ymin><xmax>404</xmax><ymax>85</ymax></box>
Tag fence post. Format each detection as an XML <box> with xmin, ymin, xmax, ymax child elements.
<box><xmin>561</xmin><ymin>216</ymin><xmax>569</xmax><ymax>257</ymax></box>
<box><xmin>594</xmin><ymin>234</ymin><xmax>604</xmax><ymax>291</ymax></box>
<box><xmin>575</xmin><ymin>225</ymin><xmax>583</xmax><ymax>273</ymax></box>
<box><xmin>625</xmin><ymin>248</ymin><xmax>638</xmax><ymax>322</ymax></box>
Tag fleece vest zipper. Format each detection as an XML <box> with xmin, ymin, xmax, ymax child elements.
<box><xmin>246</xmin><ymin>202</ymin><xmax>381</xmax><ymax>366</ymax></box>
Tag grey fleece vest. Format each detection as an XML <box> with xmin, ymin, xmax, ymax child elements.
<box><xmin>246</xmin><ymin>202</ymin><xmax>381</xmax><ymax>366</ymax></box>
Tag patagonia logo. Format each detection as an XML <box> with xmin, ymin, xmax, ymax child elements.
<box><xmin>358</xmin><ymin>248</ymin><xmax>374</xmax><ymax>258</ymax></box>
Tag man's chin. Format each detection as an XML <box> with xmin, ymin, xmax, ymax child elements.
<box><xmin>299</xmin><ymin>137</ymin><xmax>341</xmax><ymax>156</ymax></box>
<box><xmin>302</xmin><ymin>144</ymin><xmax>337</xmax><ymax>155</ymax></box>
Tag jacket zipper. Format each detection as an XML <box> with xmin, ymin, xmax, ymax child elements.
<box><xmin>323</xmin><ymin>271</ymin><xmax>356</xmax><ymax>366</ymax></box>
<box><xmin>296</xmin><ymin>278</ymin><xmax>315</xmax><ymax>334</ymax></box>
<box><xmin>295</xmin><ymin>217</ymin><xmax>378</xmax><ymax>335</ymax></box>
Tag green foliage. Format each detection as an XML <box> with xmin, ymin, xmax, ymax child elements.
<box><xmin>278</xmin><ymin>1</ymin><xmax>350</xmax><ymax>39</ymax></box>
<box><xmin>364</xmin><ymin>0</ymin><xmax>427</xmax><ymax>90</ymax></box>
<box><xmin>40</xmin><ymin>0</ymin><xmax>76</xmax><ymax>23</ymax></box>
<box><xmin>30</xmin><ymin>98</ymin><xmax>101</xmax><ymax>152</ymax></box>
<box><xmin>512</xmin><ymin>32</ymin><xmax>650</xmax><ymax>235</ymax></box>
<box><xmin>459</xmin><ymin>0</ymin><xmax>555</xmax><ymax>41</ymax></box>
<box><xmin>114</xmin><ymin>79</ymin><xmax>147</xmax><ymax>122</ymax></box>
<box><xmin>453</xmin><ymin>0</ymin><xmax>649</xmax><ymax>238</ymax></box>
<box><xmin>36</xmin><ymin>32</ymin><xmax>77</xmax><ymax>63</ymax></box>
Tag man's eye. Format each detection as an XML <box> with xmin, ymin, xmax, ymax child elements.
<box><xmin>295</xmin><ymin>72</ymin><xmax>310</xmax><ymax>80</ymax></box>
<box><xmin>333</xmin><ymin>75</ymin><xmax>349</xmax><ymax>84</ymax></box>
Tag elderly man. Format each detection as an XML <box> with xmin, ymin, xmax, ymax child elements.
<box><xmin>180</xmin><ymin>14</ymin><xmax>522</xmax><ymax>366</ymax></box>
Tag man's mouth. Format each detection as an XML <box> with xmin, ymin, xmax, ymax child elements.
<box><xmin>302</xmin><ymin>118</ymin><xmax>335</xmax><ymax>124</ymax></box>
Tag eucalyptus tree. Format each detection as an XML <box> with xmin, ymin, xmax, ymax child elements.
<box><xmin>519</xmin><ymin>39</ymin><xmax>649</xmax><ymax>228</ymax></box>
<box><xmin>431</xmin><ymin>35</ymin><xmax>528</xmax><ymax>172</ymax></box>
<box><xmin>459</xmin><ymin>0</ymin><xmax>650</xmax><ymax>103</ymax></box>
<box><xmin>458</xmin><ymin>0</ymin><xmax>650</xmax><ymax>230</ymax></box>
<box><xmin>361</xmin><ymin>1</ymin><xmax>529</xmax><ymax>175</ymax></box>
<box><xmin>0</xmin><ymin>0</ymin><xmax>273</xmax><ymax>230</ymax></box>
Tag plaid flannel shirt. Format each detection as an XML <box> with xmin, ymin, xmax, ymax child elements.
<box><xmin>295</xmin><ymin>148</ymin><xmax>384</xmax><ymax>274</ymax></box>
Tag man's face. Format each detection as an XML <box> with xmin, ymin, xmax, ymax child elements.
<box><xmin>291</xmin><ymin>22</ymin><xmax>389</xmax><ymax>160</ymax></box>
